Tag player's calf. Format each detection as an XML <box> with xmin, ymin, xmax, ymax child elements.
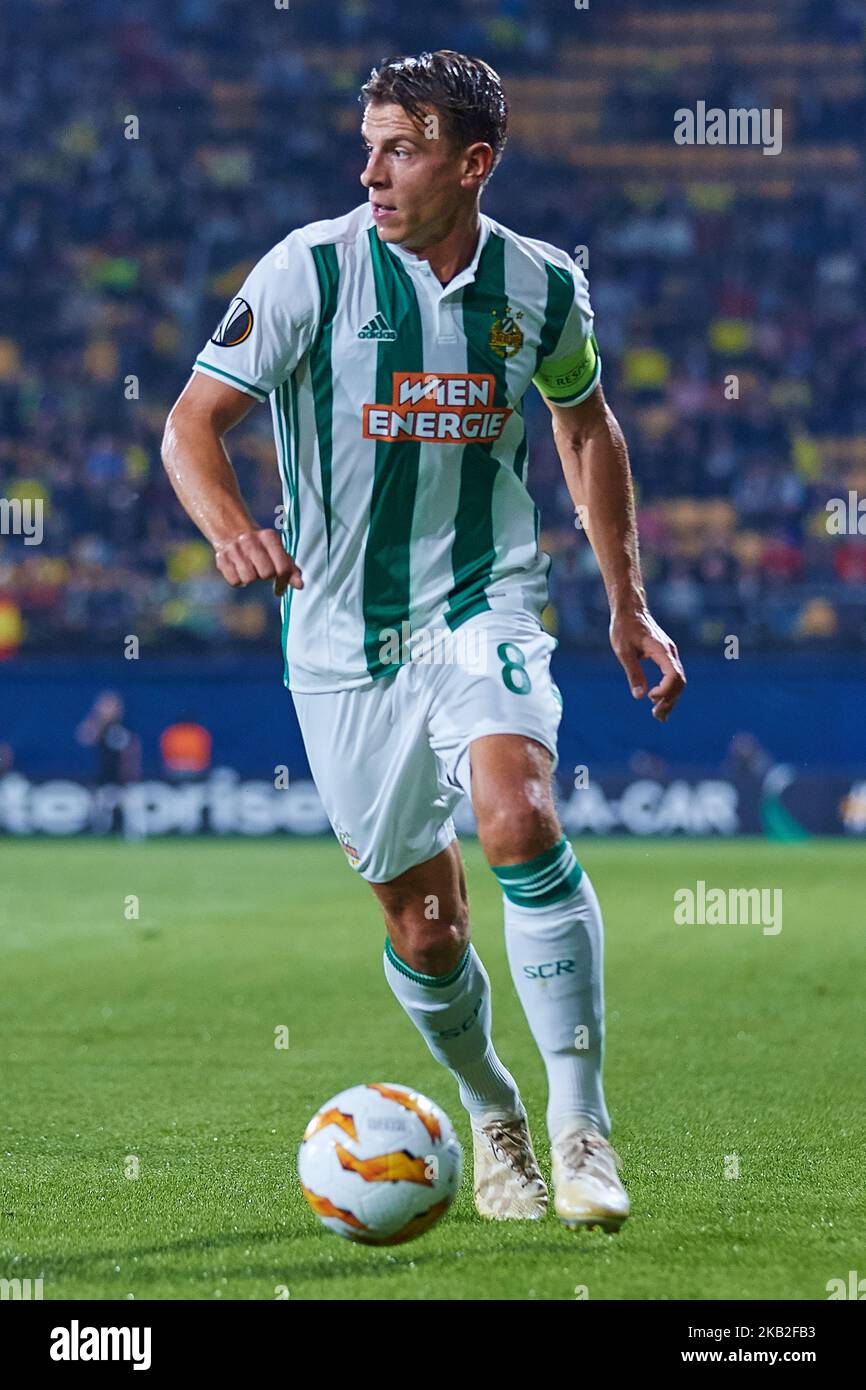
<box><xmin>472</xmin><ymin>733</ymin><xmax>614</xmax><ymax>1168</ymax></box>
<box><xmin>374</xmin><ymin>844</ymin><xmax>535</xmax><ymax>1203</ymax></box>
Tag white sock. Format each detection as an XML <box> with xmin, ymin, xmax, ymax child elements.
<box><xmin>383</xmin><ymin>939</ymin><xmax>522</xmax><ymax>1122</ymax></box>
<box><xmin>495</xmin><ymin>838</ymin><xmax>611</xmax><ymax>1140</ymax></box>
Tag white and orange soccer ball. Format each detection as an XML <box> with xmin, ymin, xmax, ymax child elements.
<box><xmin>298</xmin><ymin>1082</ymin><xmax>462</xmax><ymax>1245</ymax></box>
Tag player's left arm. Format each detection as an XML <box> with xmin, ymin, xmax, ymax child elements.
<box><xmin>542</xmin><ymin>383</ymin><xmax>686</xmax><ymax>723</ymax></box>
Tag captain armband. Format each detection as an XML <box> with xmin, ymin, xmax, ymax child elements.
<box><xmin>533</xmin><ymin>332</ymin><xmax>601</xmax><ymax>406</ymax></box>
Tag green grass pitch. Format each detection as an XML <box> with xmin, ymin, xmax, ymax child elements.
<box><xmin>1</xmin><ymin>836</ymin><xmax>863</xmax><ymax>1301</ymax></box>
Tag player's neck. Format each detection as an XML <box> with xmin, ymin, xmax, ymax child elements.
<box><xmin>402</xmin><ymin>209</ymin><xmax>482</xmax><ymax>287</ymax></box>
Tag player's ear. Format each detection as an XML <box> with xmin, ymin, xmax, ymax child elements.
<box><xmin>460</xmin><ymin>142</ymin><xmax>494</xmax><ymax>189</ymax></box>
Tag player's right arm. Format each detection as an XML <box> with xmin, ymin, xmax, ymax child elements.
<box><xmin>162</xmin><ymin>230</ymin><xmax>319</xmax><ymax>596</ymax></box>
<box><xmin>161</xmin><ymin>371</ymin><xmax>302</xmax><ymax>597</ymax></box>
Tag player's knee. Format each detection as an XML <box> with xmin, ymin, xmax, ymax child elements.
<box><xmin>477</xmin><ymin>795</ymin><xmax>559</xmax><ymax>866</ymax></box>
<box><xmin>384</xmin><ymin>894</ymin><xmax>469</xmax><ymax>978</ymax></box>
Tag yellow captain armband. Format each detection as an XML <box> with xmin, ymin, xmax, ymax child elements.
<box><xmin>533</xmin><ymin>332</ymin><xmax>601</xmax><ymax>405</ymax></box>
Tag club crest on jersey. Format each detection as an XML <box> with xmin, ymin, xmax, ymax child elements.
<box><xmin>363</xmin><ymin>372</ymin><xmax>512</xmax><ymax>444</ymax></box>
<box><xmin>488</xmin><ymin>305</ymin><xmax>524</xmax><ymax>359</ymax></box>
<box><xmin>210</xmin><ymin>296</ymin><xmax>254</xmax><ymax>347</ymax></box>
<box><xmin>334</xmin><ymin>823</ymin><xmax>361</xmax><ymax>869</ymax></box>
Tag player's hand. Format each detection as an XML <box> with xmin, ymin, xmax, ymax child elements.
<box><xmin>609</xmin><ymin>607</ymin><xmax>686</xmax><ymax>723</ymax></box>
<box><xmin>213</xmin><ymin>528</ymin><xmax>303</xmax><ymax>597</ymax></box>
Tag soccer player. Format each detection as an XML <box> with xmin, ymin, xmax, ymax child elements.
<box><xmin>162</xmin><ymin>50</ymin><xmax>686</xmax><ymax>1230</ymax></box>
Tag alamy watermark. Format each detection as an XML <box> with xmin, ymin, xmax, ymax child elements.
<box><xmin>378</xmin><ymin>621</ymin><xmax>487</xmax><ymax>673</ymax></box>
<box><xmin>674</xmin><ymin>880</ymin><xmax>783</xmax><ymax>935</ymax></box>
<box><xmin>674</xmin><ymin>102</ymin><xmax>783</xmax><ymax>156</ymax></box>
<box><xmin>50</xmin><ymin>1322</ymin><xmax>151</xmax><ymax>1369</ymax></box>
<box><xmin>826</xmin><ymin>491</ymin><xmax>866</xmax><ymax>535</ymax></box>
<box><xmin>827</xmin><ymin>1270</ymin><xmax>866</xmax><ymax>1299</ymax></box>
<box><xmin>0</xmin><ymin>497</ymin><xmax>43</xmax><ymax>544</ymax></box>
<box><xmin>1</xmin><ymin>1275</ymin><xmax>43</xmax><ymax>1299</ymax></box>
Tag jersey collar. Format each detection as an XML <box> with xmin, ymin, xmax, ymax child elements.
<box><xmin>384</xmin><ymin>213</ymin><xmax>492</xmax><ymax>294</ymax></box>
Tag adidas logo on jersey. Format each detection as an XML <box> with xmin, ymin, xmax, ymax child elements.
<box><xmin>357</xmin><ymin>313</ymin><xmax>397</xmax><ymax>341</ymax></box>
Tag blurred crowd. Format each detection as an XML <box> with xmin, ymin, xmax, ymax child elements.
<box><xmin>1</xmin><ymin>0</ymin><xmax>864</xmax><ymax>656</ymax></box>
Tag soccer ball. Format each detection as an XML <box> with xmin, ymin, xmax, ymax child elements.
<box><xmin>298</xmin><ymin>1082</ymin><xmax>462</xmax><ymax>1245</ymax></box>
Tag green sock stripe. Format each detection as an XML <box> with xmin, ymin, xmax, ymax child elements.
<box><xmin>492</xmin><ymin>837</ymin><xmax>583</xmax><ymax>907</ymax></box>
<box><xmin>493</xmin><ymin>837</ymin><xmax>569</xmax><ymax>881</ymax></box>
<box><xmin>384</xmin><ymin>938</ymin><xmax>471</xmax><ymax>989</ymax></box>
<box><xmin>503</xmin><ymin>845</ymin><xmax>571</xmax><ymax>893</ymax></box>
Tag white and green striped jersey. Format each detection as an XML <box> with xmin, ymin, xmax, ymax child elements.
<box><xmin>193</xmin><ymin>203</ymin><xmax>601</xmax><ymax>691</ymax></box>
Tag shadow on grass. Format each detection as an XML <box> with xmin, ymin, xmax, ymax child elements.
<box><xmin>16</xmin><ymin>1219</ymin><xmax>622</xmax><ymax>1288</ymax></box>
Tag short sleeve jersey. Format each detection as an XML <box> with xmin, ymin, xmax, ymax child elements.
<box><xmin>194</xmin><ymin>204</ymin><xmax>601</xmax><ymax>691</ymax></box>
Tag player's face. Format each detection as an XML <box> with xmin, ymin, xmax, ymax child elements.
<box><xmin>360</xmin><ymin>102</ymin><xmax>476</xmax><ymax>250</ymax></box>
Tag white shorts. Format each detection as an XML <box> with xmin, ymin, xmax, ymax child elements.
<box><xmin>291</xmin><ymin>610</ymin><xmax>562</xmax><ymax>883</ymax></box>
